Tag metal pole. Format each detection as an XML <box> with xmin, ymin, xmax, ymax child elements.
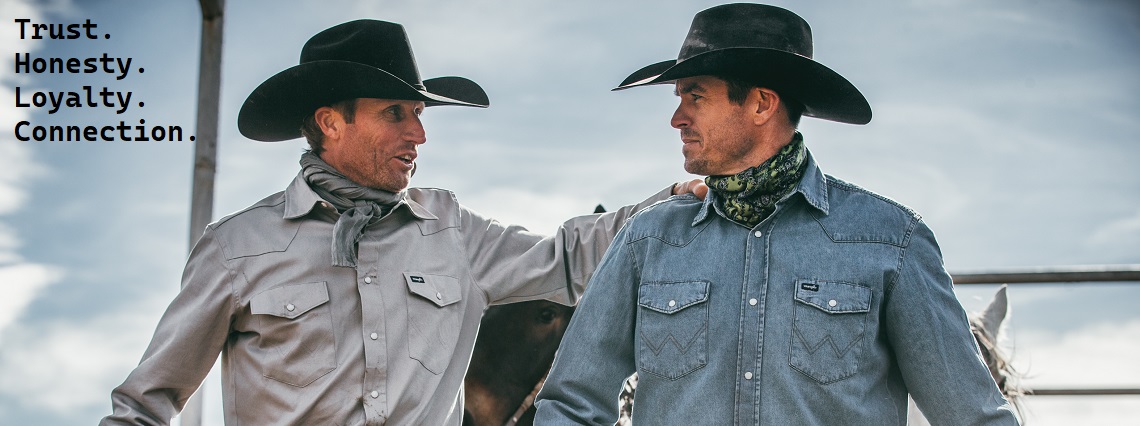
<box><xmin>1026</xmin><ymin>388</ymin><xmax>1140</xmax><ymax>396</ymax></box>
<box><xmin>183</xmin><ymin>1</ymin><xmax>224</xmax><ymax>424</ymax></box>
<box><xmin>951</xmin><ymin>265</ymin><xmax>1140</xmax><ymax>285</ymax></box>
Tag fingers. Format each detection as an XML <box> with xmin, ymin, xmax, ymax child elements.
<box><xmin>673</xmin><ymin>178</ymin><xmax>709</xmax><ymax>200</ymax></box>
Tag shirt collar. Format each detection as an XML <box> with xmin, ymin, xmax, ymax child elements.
<box><xmin>283</xmin><ymin>172</ymin><xmax>438</xmax><ymax>221</ymax></box>
<box><xmin>691</xmin><ymin>146</ymin><xmax>830</xmax><ymax>227</ymax></box>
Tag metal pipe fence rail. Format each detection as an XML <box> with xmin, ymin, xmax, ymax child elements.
<box><xmin>949</xmin><ymin>264</ymin><xmax>1140</xmax><ymax>397</ymax></box>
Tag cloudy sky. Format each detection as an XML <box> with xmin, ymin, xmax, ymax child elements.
<box><xmin>0</xmin><ymin>0</ymin><xmax>1137</xmax><ymax>424</ymax></box>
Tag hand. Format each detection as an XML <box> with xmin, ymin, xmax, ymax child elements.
<box><xmin>672</xmin><ymin>178</ymin><xmax>708</xmax><ymax>200</ymax></box>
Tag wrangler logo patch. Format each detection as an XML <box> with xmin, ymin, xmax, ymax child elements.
<box><xmin>410</xmin><ymin>276</ymin><xmax>425</xmax><ymax>283</ymax></box>
<box><xmin>800</xmin><ymin>283</ymin><xmax>819</xmax><ymax>292</ymax></box>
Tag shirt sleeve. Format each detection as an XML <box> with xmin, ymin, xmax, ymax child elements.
<box><xmin>100</xmin><ymin>227</ymin><xmax>237</xmax><ymax>425</ymax></box>
<box><xmin>885</xmin><ymin>220</ymin><xmax>1020</xmax><ymax>425</ymax></box>
<box><xmin>533</xmin><ymin>222</ymin><xmax>639</xmax><ymax>425</ymax></box>
<box><xmin>461</xmin><ymin>185</ymin><xmax>672</xmax><ymax>305</ymax></box>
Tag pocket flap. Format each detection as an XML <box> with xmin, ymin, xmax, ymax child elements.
<box><xmin>250</xmin><ymin>281</ymin><xmax>330</xmax><ymax>319</ymax></box>
<box><xmin>794</xmin><ymin>280</ymin><xmax>871</xmax><ymax>313</ymax></box>
<box><xmin>638</xmin><ymin>281</ymin><xmax>710</xmax><ymax>314</ymax></box>
<box><xmin>404</xmin><ymin>272</ymin><xmax>461</xmax><ymax>307</ymax></box>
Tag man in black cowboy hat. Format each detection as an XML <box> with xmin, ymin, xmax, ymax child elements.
<box><xmin>536</xmin><ymin>4</ymin><xmax>1019</xmax><ymax>425</ymax></box>
<box><xmin>101</xmin><ymin>19</ymin><xmax>702</xmax><ymax>426</ymax></box>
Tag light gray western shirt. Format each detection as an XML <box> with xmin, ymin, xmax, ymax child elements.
<box><xmin>102</xmin><ymin>172</ymin><xmax>672</xmax><ymax>426</ymax></box>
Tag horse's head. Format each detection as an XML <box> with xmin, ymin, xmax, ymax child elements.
<box><xmin>968</xmin><ymin>285</ymin><xmax>1023</xmax><ymax>416</ymax></box>
<box><xmin>464</xmin><ymin>301</ymin><xmax>575</xmax><ymax>426</ymax></box>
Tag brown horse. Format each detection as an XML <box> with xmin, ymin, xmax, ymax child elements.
<box><xmin>461</xmin><ymin>205</ymin><xmax>603</xmax><ymax>426</ymax></box>
<box><xmin>463</xmin><ymin>300</ymin><xmax>574</xmax><ymax>426</ymax></box>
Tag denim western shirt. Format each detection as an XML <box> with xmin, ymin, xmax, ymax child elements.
<box><xmin>535</xmin><ymin>150</ymin><xmax>1019</xmax><ymax>425</ymax></box>
<box><xmin>102</xmin><ymin>172</ymin><xmax>671</xmax><ymax>426</ymax></box>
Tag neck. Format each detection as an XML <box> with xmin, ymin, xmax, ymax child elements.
<box><xmin>725</xmin><ymin>127</ymin><xmax>798</xmax><ymax>176</ymax></box>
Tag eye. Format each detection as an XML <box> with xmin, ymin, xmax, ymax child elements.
<box><xmin>384</xmin><ymin>105</ymin><xmax>405</xmax><ymax>121</ymax></box>
<box><xmin>538</xmin><ymin>308</ymin><xmax>557</xmax><ymax>324</ymax></box>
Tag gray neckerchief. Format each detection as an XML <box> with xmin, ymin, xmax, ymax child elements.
<box><xmin>300</xmin><ymin>151</ymin><xmax>404</xmax><ymax>267</ymax></box>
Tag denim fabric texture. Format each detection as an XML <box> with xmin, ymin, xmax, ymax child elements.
<box><xmin>535</xmin><ymin>149</ymin><xmax>1019</xmax><ymax>425</ymax></box>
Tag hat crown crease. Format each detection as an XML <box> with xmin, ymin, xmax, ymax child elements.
<box><xmin>301</xmin><ymin>20</ymin><xmax>424</xmax><ymax>88</ymax></box>
<box><xmin>678</xmin><ymin>4</ymin><xmax>813</xmax><ymax>61</ymax></box>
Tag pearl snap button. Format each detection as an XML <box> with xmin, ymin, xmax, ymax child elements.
<box><xmin>744</xmin><ymin>372</ymin><xmax>754</xmax><ymax>380</ymax></box>
<box><xmin>435</xmin><ymin>292</ymin><xmax>442</xmax><ymax>300</ymax></box>
<box><xmin>749</xmin><ymin>298</ymin><xmax>758</xmax><ymax>306</ymax></box>
<box><xmin>668</xmin><ymin>300</ymin><xmax>677</xmax><ymax>307</ymax></box>
<box><xmin>364</xmin><ymin>276</ymin><xmax>372</xmax><ymax>284</ymax></box>
<box><xmin>286</xmin><ymin>303</ymin><xmax>295</xmax><ymax>312</ymax></box>
<box><xmin>754</xmin><ymin>231</ymin><xmax>762</xmax><ymax>238</ymax></box>
<box><xmin>370</xmin><ymin>332</ymin><xmax>378</xmax><ymax>340</ymax></box>
<box><xmin>828</xmin><ymin>299</ymin><xmax>837</xmax><ymax>307</ymax></box>
<box><xmin>370</xmin><ymin>391</ymin><xmax>379</xmax><ymax>398</ymax></box>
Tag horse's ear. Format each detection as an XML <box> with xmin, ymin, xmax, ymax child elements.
<box><xmin>594</xmin><ymin>204</ymin><xmax>606</xmax><ymax>214</ymax></box>
<box><xmin>978</xmin><ymin>285</ymin><xmax>1010</xmax><ymax>340</ymax></box>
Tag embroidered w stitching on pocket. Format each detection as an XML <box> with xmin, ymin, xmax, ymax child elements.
<box><xmin>637</xmin><ymin>281</ymin><xmax>710</xmax><ymax>380</ymax></box>
<box><xmin>789</xmin><ymin>279</ymin><xmax>872</xmax><ymax>384</ymax></box>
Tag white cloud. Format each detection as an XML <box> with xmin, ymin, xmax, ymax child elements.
<box><xmin>0</xmin><ymin>0</ymin><xmax>65</xmax><ymax>342</ymax></box>
<box><xmin>1086</xmin><ymin>209</ymin><xmax>1140</xmax><ymax>249</ymax></box>
<box><xmin>0</xmin><ymin>263</ymin><xmax>62</xmax><ymax>340</ymax></box>
<box><xmin>1007</xmin><ymin>319</ymin><xmax>1140</xmax><ymax>425</ymax></box>
<box><xmin>461</xmin><ymin>187</ymin><xmax>599</xmax><ymax>234</ymax></box>
<box><xmin>0</xmin><ymin>297</ymin><xmax>166</xmax><ymax>417</ymax></box>
<box><xmin>0</xmin><ymin>0</ymin><xmax>49</xmax><ymax>216</ymax></box>
<box><xmin>1013</xmin><ymin>319</ymin><xmax>1140</xmax><ymax>388</ymax></box>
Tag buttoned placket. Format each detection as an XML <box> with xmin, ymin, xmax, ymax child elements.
<box><xmin>357</xmin><ymin>227</ymin><xmax>388</xmax><ymax>424</ymax></box>
<box><xmin>736</xmin><ymin>221</ymin><xmax>771</xmax><ymax>425</ymax></box>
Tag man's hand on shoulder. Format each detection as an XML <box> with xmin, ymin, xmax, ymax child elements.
<box><xmin>672</xmin><ymin>178</ymin><xmax>708</xmax><ymax>200</ymax></box>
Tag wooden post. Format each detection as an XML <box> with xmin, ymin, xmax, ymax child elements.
<box><xmin>183</xmin><ymin>1</ymin><xmax>224</xmax><ymax>425</ymax></box>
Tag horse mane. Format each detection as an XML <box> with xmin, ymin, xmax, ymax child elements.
<box><xmin>967</xmin><ymin>284</ymin><xmax>1025</xmax><ymax>421</ymax></box>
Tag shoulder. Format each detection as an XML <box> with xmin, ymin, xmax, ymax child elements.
<box><xmin>406</xmin><ymin>187</ymin><xmax>459</xmax><ymax>208</ymax></box>
<box><xmin>210</xmin><ymin>191</ymin><xmax>288</xmax><ymax>232</ymax></box>
<box><xmin>202</xmin><ymin>191</ymin><xmax>299</xmax><ymax>260</ymax></box>
<box><xmin>406</xmin><ymin>187</ymin><xmax>462</xmax><ymax>234</ymax></box>
<box><xmin>621</xmin><ymin>194</ymin><xmax>708</xmax><ymax>246</ymax></box>
<box><xmin>816</xmin><ymin>175</ymin><xmax>924</xmax><ymax>247</ymax></box>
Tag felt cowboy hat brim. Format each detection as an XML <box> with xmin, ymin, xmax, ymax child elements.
<box><xmin>238</xmin><ymin>61</ymin><xmax>488</xmax><ymax>142</ymax></box>
<box><xmin>616</xmin><ymin>48</ymin><xmax>871</xmax><ymax>125</ymax></box>
<box><xmin>237</xmin><ymin>19</ymin><xmax>490</xmax><ymax>142</ymax></box>
<box><xmin>614</xmin><ymin>3</ymin><xmax>872</xmax><ymax>125</ymax></box>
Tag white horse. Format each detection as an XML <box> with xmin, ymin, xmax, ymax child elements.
<box><xmin>908</xmin><ymin>284</ymin><xmax>1023</xmax><ymax>425</ymax></box>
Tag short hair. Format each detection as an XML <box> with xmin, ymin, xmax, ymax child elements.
<box><xmin>299</xmin><ymin>99</ymin><xmax>358</xmax><ymax>155</ymax></box>
<box><xmin>714</xmin><ymin>74</ymin><xmax>804</xmax><ymax>127</ymax></box>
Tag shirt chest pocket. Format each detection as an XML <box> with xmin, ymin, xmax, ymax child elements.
<box><xmin>636</xmin><ymin>281</ymin><xmax>710</xmax><ymax>380</ymax></box>
<box><xmin>403</xmin><ymin>272</ymin><xmax>462</xmax><ymax>374</ymax></box>
<box><xmin>789</xmin><ymin>279</ymin><xmax>872</xmax><ymax>384</ymax></box>
<box><xmin>249</xmin><ymin>281</ymin><xmax>337</xmax><ymax>387</ymax></box>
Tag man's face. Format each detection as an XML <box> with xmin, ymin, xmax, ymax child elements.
<box><xmin>671</xmin><ymin>76</ymin><xmax>755</xmax><ymax>176</ymax></box>
<box><xmin>320</xmin><ymin>98</ymin><xmax>427</xmax><ymax>192</ymax></box>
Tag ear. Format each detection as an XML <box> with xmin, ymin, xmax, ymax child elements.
<box><xmin>749</xmin><ymin>87</ymin><xmax>784</xmax><ymax>126</ymax></box>
<box><xmin>978</xmin><ymin>284</ymin><xmax>1010</xmax><ymax>340</ymax></box>
<box><xmin>314</xmin><ymin>106</ymin><xmax>345</xmax><ymax>141</ymax></box>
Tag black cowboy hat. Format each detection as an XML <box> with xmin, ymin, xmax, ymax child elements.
<box><xmin>238</xmin><ymin>19</ymin><xmax>490</xmax><ymax>141</ymax></box>
<box><xmin>614</xmin><ymin>3</ymin><xmax>871</xmax><ymax>125</ymax></box>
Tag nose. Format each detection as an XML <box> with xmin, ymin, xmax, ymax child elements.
<box><xmin>407</xmin><ymin>114</ymin><xmax>427</xmax><ymax>145</ymax></box>
<box><xmin>670</xmin><ymin>104</ymin><xmax>690</xmax><ymax>129</ymax></box>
